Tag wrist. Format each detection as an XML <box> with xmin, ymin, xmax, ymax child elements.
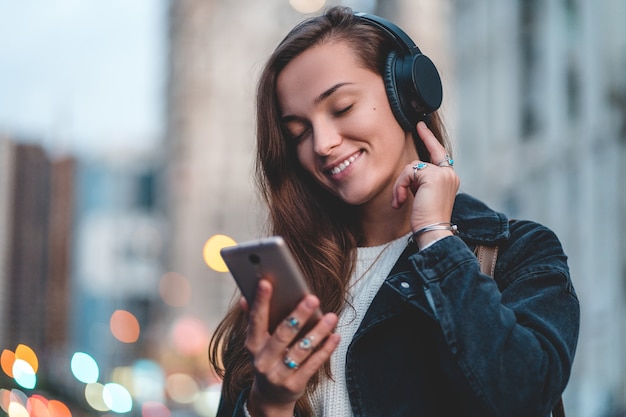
<box><xmin>413</xmin><ymin>229</ymin><xmax>453</xmax><ymax>250</ymax></box>
<box><xmin>408</xmin><ymin>222</ymin><xmax>457</xmax><ymax>250</ymax></box>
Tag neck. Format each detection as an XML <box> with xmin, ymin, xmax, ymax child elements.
<box><xmin>357</xmin><ymin>193</ymin><xmax>413</xmax><ymax>247</ymax></box>
<box><xmin>356</xmin><ymin>134</ymin><xmax>418</xmax><ymax>246</ymax></box>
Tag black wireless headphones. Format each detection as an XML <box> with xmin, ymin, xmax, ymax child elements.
<box><xmin>354</xmin><ymin>12</ymin><xmax>443</xmax><ymax>131</ymax></box>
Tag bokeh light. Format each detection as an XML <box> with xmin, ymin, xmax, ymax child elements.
<box><xmin>9</xmin><ymin>389</ymin><xmax>27</xmax><ymax>407</ymax></box>
<box><xmin>202</xmin><ymin>234</ymin><xmax>236</xmax><ymax>272</ymax></box>
<box><xmin>1</xmin><ymin>349</ymin><xmax>74</xmax><ymax>415</ymax></box>
<box><xmin>12</xmin><ymin>359</ymin><xmax>36</xmax><ymax>389</ymax></box>
<box><xmin>110</xmin><ymin>310</ymin><xmax>140</xmax><ymax>343</ymax></box>
<box><xmin>27</xmin><ymin>395</ymin><xmax>49</xmax><ymax>417</ymax></box>
<box><xmin>102</xmin><ymin>383</ymin><xmax>133</xmax><ymax>413</ymax></box>
<box><xmin>193</xmin><ymin>386</ymin><xmax>221</xmax><ymax>417</ymax></box>
<box><xmin>15</xmin><ymin>344</ymin><xmax>38</xmax><ymax>373</ymax></box>
<box><xmin>8</xmin><ymin>401</ymin><xmax>29</xmax><ymax>417</ymax></box>
<box><xmin>289</xmin><ymin>0</ymin><xmax>326</xmax><ymax>14</ymax></box>
<box><xmin>1</xmin><ymin>350</ymin><xmax>15</xmax><ymax>378</ymax></box>
<box><xmin>170</xmin><ymin>316</ymin><xmax>210</xmax><ymax>356</ymax></box>
<box><xmin>71</xmin><ymin>352</ymin><xmax>99</xmax><ymax>383</ymax></box>
<box><xmin>159</xmin><ymin>272</ymin><xmax>191</xmax><ymax>307</ymax></box>
<box><xmin>131</xmin><ymin>360</ymin><xmax>165</xmax><ymax>403</ymax></box>
<box><xmin>110</xmin><ymin>366</ymin><xmax>134</xmax><ymax>395</ymax></box>
<box><xmin>3</xmin><ymin>389</ymin><xmax>28</xmax><ymax>416</ymax></box>
<box><xmin>85</xmin><ymin>383</ymin><xmax>109</xmax><ymax>412</ymax></box>
<box><xmin>165</xmin><ymin>373</ymin><xmax>198</xmax><ymax>404</ymax></box>
<box><xmin>0</xmin><ymin>389</ymin><xmax>11</xmax><ymax>413</ymax></box>
<box><xmin>142</xmin><ymin>401</ymin><xmax>171</xmax><ymax>417</ymax></box>
<box><xmin>47</xmin><ymin>400</ymin><xmax>72</xmax><ymax>417</ymax></box>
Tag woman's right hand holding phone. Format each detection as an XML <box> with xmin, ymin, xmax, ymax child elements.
<box><xmin>243</xmin><ymin>279</ymin><xmax>340</xmax><ymax>417</ymax></box>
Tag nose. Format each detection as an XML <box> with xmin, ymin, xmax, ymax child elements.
<box><xmin>312</xmin><ymin>121</ymin><xmax>342</xmax><ymax>156</ymax></box>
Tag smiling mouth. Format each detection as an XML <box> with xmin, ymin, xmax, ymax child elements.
<box><xmin>327</xmin><ymin>151</ymin><xmax>362</xmax><ymax>175</ymax></box>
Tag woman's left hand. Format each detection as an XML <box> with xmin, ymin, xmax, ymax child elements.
<box><xmin>392</xmin><ymin>121</ymin><xmax>460</xmax><ymax>245</ymax></box>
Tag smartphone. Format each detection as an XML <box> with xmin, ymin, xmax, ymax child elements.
<box><xmin>220</xmin><ymin>236</ymin><xmax>322</xmax><ymax>335</ymax></box>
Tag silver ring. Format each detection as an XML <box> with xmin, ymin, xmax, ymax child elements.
<box><xmin>283</xmin><ymin>354</ymin><xmax>299</xmax><ymax>370</ymax></box>
<box><xmin>298</xmin><ymin>336</ymin><xmax>314</xmax><ymax>351</ymax></box>
<box><xmin>284</xmin><ymin>316</ymin><xmax>300</xmax><ymax>332</ymax></box>
<box><xmin>435</xmin><ymin>154</ymin><xmax>454</xmax><ymax>168</ymax></box>
<box><xmin>412</xmin><ymin>162</ymin><xmax>427</xmax><ymax>181</ymax></box>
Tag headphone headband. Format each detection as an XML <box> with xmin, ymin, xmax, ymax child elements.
<box><xmin>353</xmin><ymin>12</ymin><xmax>421</xmax><ymax>56</ymax></box>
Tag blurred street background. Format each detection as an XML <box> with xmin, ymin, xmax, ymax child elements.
<box><xmin>1</xmin><ymin>0</ymin><xmax>625</xmax><ymax>416</ymax></box>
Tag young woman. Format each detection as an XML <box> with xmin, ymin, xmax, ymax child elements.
<box><xmin>209</xmin><ymin>6</ymin><xmax>579</xmax><ymax>417</ymax></box>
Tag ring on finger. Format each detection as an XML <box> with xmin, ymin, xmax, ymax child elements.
<box><xmin>435</xmin><ymin>154</ymin><xmax>454</xmax><ymax>168</ymax></box>
<box><xmin>284</xmin><ymin>316</ymin><xmax>300</xmax><ymax>332</ymax></box>
<box><xmin>283</xmin><ymin>350</ymin><xmax>299</xmax><ymax>370</ymax></box>
<box><xmin>412</xmin><ymin>162</ymin><xmax>427</xmax><ymax>181</ymax></box>
<box><xmin>298</xmin><ymin>335</ymin><xmax>314</xmax><ymax>351</ymax></box>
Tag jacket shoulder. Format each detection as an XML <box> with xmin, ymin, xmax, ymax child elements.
<box><xmin>452</xmin><ymin>193</ymin><xmax>510</xmax><ymax>245</ymax></box>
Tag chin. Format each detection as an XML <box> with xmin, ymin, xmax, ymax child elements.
<box><xmin>334</xmin><ymin>192</ymin><xmax>369</xmax><ymax>206</ymax></box>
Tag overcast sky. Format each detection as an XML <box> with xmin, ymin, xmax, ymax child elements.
<box><xmin>0</xmin><ymin>0</ymin><xmax>166</xmax><ymax>156</ymax></box>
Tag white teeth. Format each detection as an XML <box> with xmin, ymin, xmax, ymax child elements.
<box><xmin>330</xmin><ymin>154</ymin><xmax>358</xmax><ymax>175</ymax></box>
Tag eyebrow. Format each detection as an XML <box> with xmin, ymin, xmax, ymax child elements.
<box><xmin>281</xmin><ymin>82</ymin><xmax>353</xmax><ymax>123</ymax></box>
<box><xmin>314</xmin><ymin>82</ymin><xmax>352</xmax><ymax>104</ymax></box>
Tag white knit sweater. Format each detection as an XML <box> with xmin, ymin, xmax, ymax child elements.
<box><xmin>309</xmin><ymin>233</ymin><xmax>410</xmax><ymax>416</ymax></box>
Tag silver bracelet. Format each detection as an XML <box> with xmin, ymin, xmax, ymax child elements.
<box><xmin>408</xmin><ymin>222</ymin><xmax>458</xmax><ymax>244</ymax></box>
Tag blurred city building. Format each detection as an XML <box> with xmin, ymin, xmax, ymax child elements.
<box><xmin>70</xmin><ymin>150</ymin><xmax>165</xmax><ymax>377</ymax></box>
<box><xmin>0</xmin><ymin>138</ymin><xmax>75</xmax><ymax>396</ymax></box>
<box><xmin>449</xmin><ymin>2</ymin><xmax>626</xmax><ymax>416</ymax></box>
<box><xmin>0</xmin><ymin>137</ymin><xmax>182</xmax><ymax>414</ymax></box>
<box><xmin>164</xmin><ymin>0</ymin><xmax>312</xmax><ymax>334</ymax></box>
<box><xmin>165</xmin><ymin>0</ymin><xmax>625</xmax><ymax>416</ymax></box>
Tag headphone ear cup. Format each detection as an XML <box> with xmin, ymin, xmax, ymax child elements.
<box><xmin>383</xmin><ymin>51</ymin><xmax>414</xmax><ymax>132</ymax></box>
<box><xmin>411</xmin><ymin>54</ymin><xmax>443</xmax><ymax>114</ymax></box>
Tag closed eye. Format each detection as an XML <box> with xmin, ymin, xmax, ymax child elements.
<box><xmin>280</xmin><ymin>113</ymin><xmax>306</xmax><ymax>142</ymax></box>
<box><xmin>283</xmin><ymin>122</ymin><xmax>310</xmax><ymax>143</ymax></box>
<box><xmin>334</xmin><ymin>104</ymin><xmax>353</xmax><ymax>117</ymax></box>
<box><xmin>291</xmin><ymin>128</ymin><xmax>310</xmax><ymax>143</ymax></box>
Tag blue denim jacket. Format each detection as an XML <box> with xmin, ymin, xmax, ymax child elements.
<box><xmin>220</xmin><ymin>193</ymin><xmax>580</xmax><ymax>417</ymax></box>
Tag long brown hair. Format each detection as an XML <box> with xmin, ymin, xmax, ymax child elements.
<box><xmin>209</xmin><ymin>6</ymin><xmax>449</xmax><ymax>415</ymax></box>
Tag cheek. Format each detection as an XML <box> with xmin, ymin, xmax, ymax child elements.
<box><xmin>295</xmin><ymin>145</ymin><xmax>316</xmax><ymax>173</ymax></box>
<box><xmin>371</xmin><ymin>107</ymin><xmax>407</xmax><ymax>143</ymax></box>
<box><xmin>356</xmin><ymin>97</ymin><xmax>400</xmax><ymax>135</ymax></box>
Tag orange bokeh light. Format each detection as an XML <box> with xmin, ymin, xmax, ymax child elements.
<box><xmin>110</xmin><ymin>310</ymin><xmax>141</xmax><ymax>343</ymax></box>
<box><xmin>1</xmin><ymin>350</ymin><xmax>15</xmax><ymax>378</ymax></box>
<box><xmin>15</xmin><ymin>344</ymin><xmax>38</xmax><ymax>373</ymax></box>
<box><xmin>2</xmin><ymin>344</ymin><xmax>39</xmax><ymax>380</ymax></box>
<box><xmin>48</xmin><ymin>400</ymin><xmax>71</xmax><ymax>417</ymax></box>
